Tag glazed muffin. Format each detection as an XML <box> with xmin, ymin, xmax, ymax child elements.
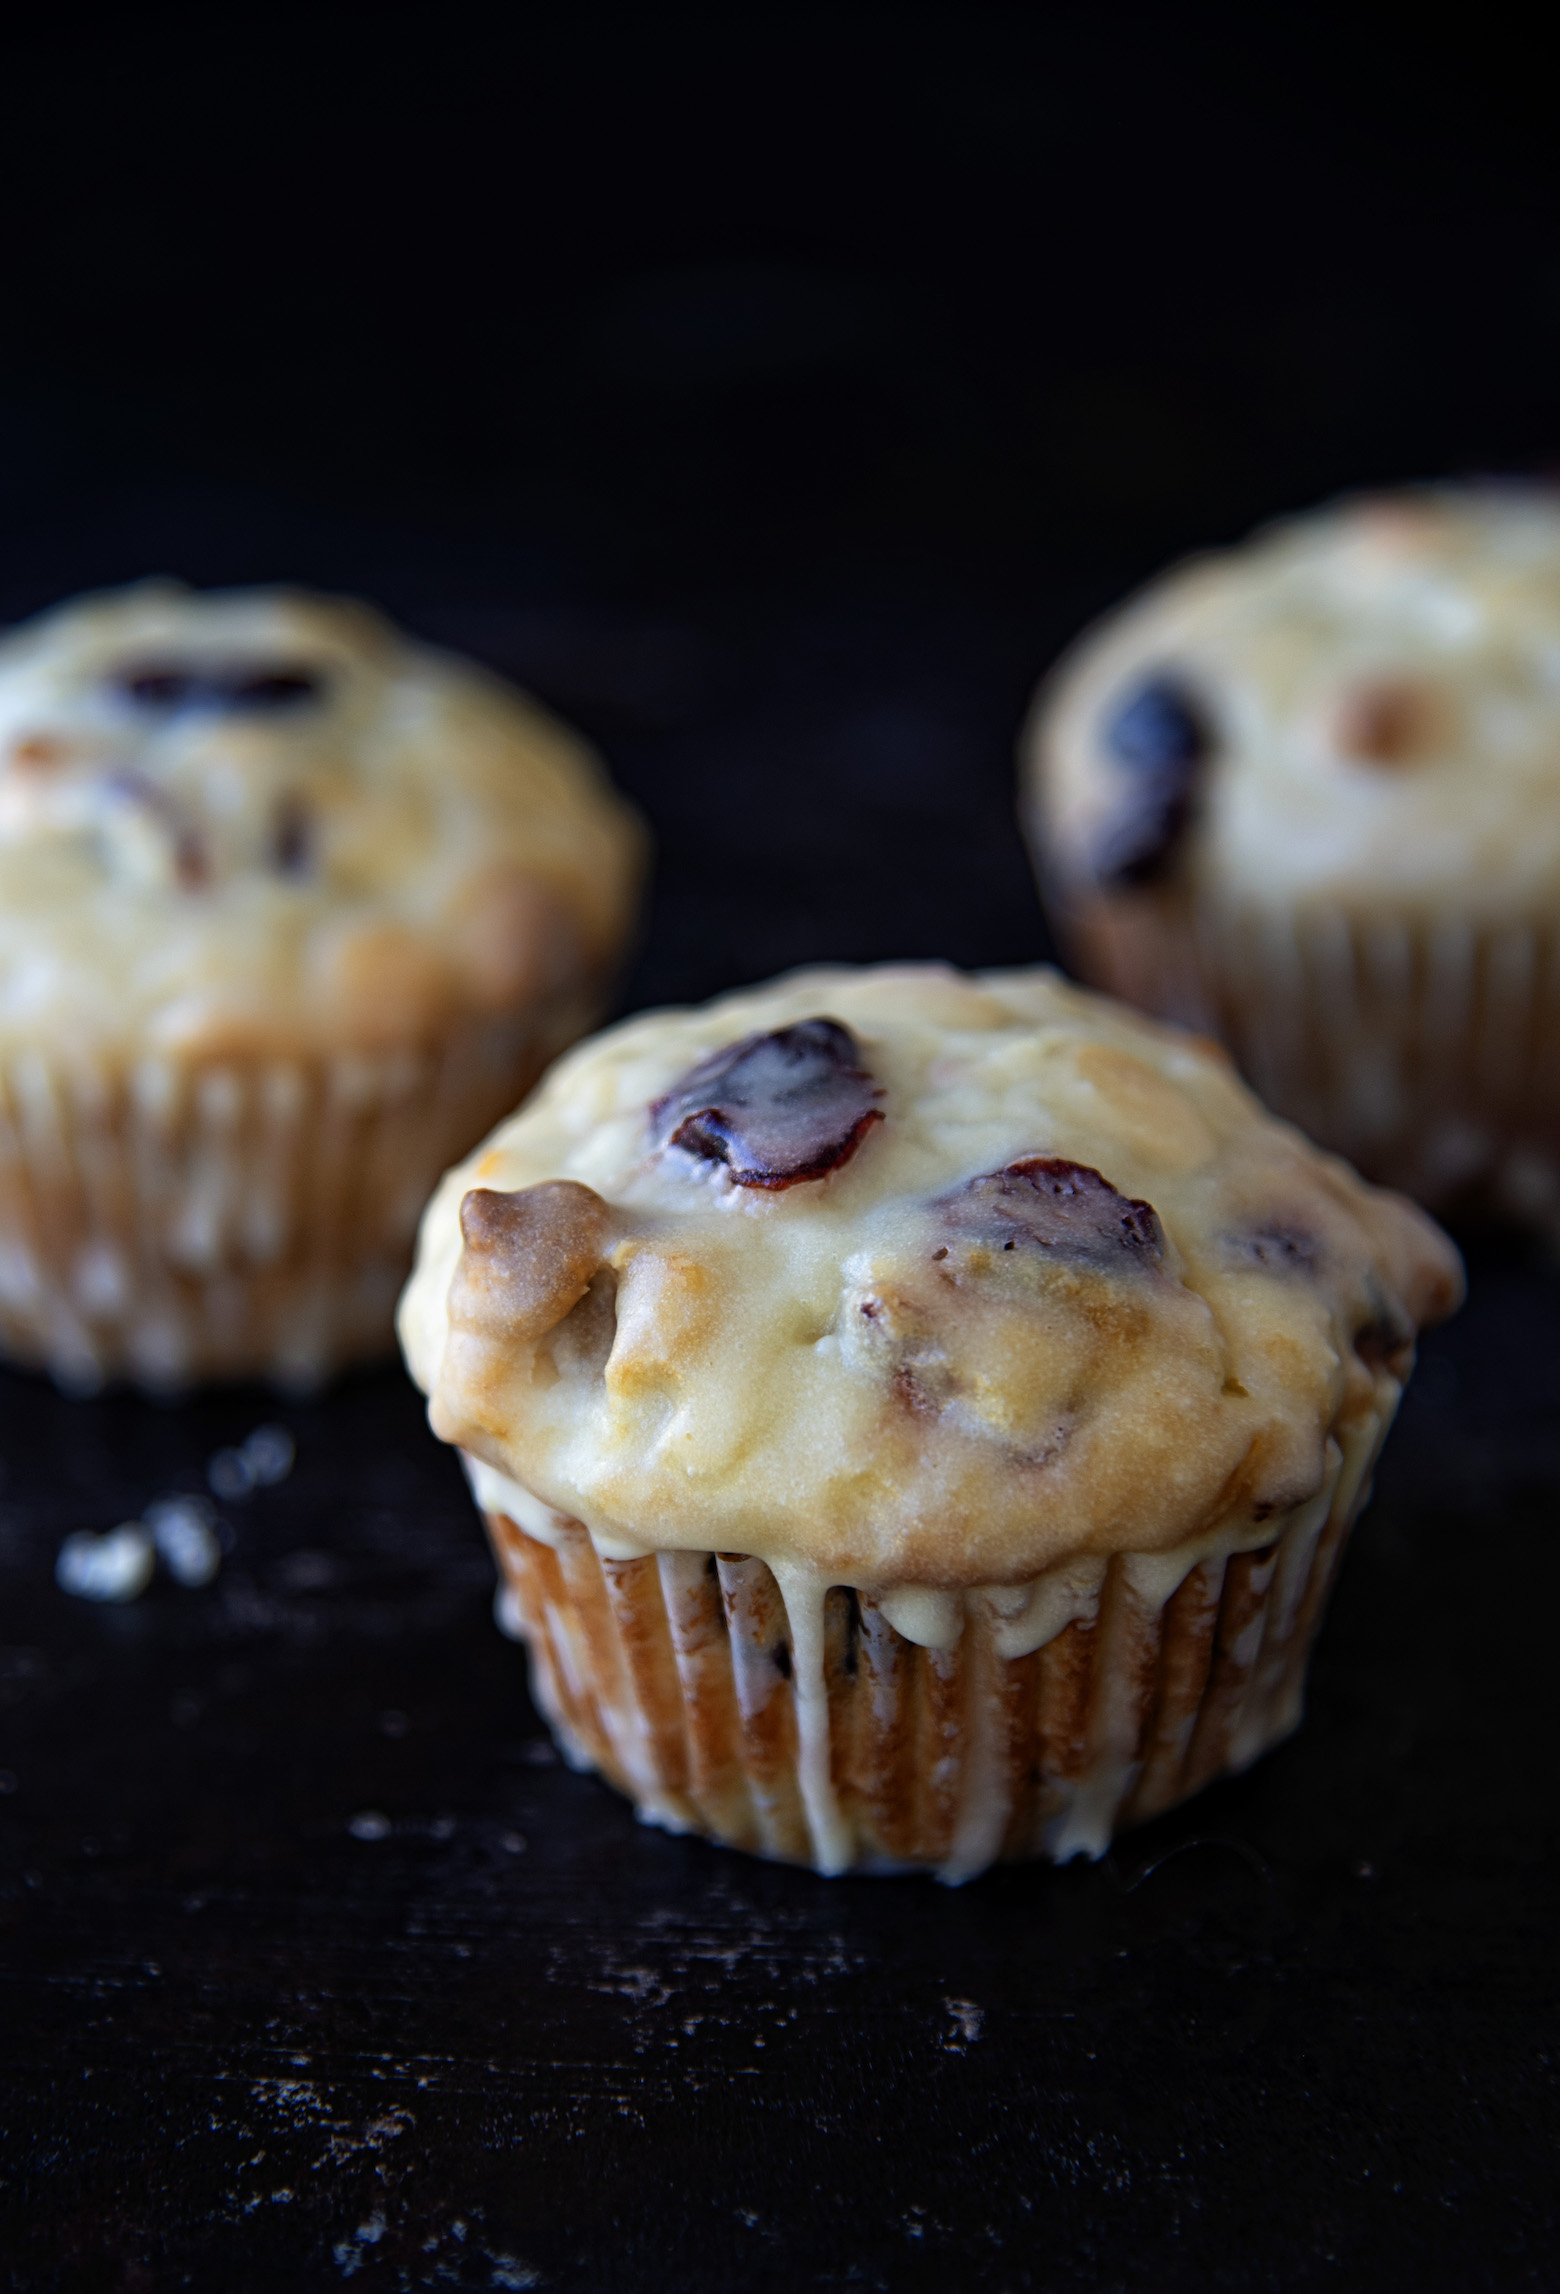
<box><xmin>398</xmin><ymin>963</ymin><xmax>1460</xmax><ymax>1877</ymax></box>
<box><xmin>0</xmin><ymin>581</ymin><xmax>645</xmax><ymax>1390</ymax></box>
<box><xmin>1021</xmin><ymin>484</ymin><xmax>1560</xmax><ymax>1221</ymax></box>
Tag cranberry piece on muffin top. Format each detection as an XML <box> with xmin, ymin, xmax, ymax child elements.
<box><xmin>944</xmin><ymin>1155</ymin><xmax>1164</xmax><ymax>1265</ymax></box>
<box><xmin>112</xmin><ymin>659</ymin><xmax>327</xmax><ymax>711</ymax></box>
<box><xmin>653</xmin><ymin>1018</ymin><xmax>884</xmax><ymax>1189</ymax></box>
<box><xmin>1092</xmin><ymin>673</ymin><xmax>1212</xmax><ymax>887</ymax></box>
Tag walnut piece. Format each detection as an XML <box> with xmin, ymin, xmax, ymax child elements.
<box><xmin>448</xmin><ymin>1182</ymin><xmax>612</xmax><ymax>1345</ymax></box>
<box><xmin>1333</xmin><ymin>679</ymin><xmax>1439</xmax><ymax>764</ymax></box>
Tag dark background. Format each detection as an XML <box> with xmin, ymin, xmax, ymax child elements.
<box><xmin>2</xmin><ymin>9</ymin><xmax>1559</xmax><ymax>2289</ymax></box>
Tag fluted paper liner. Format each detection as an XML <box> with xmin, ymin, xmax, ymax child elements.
<box><xmin>477</xmin><ymin>1405</ymin><xmax>1385</xmax><ymax>1878</ymax></box>
<box><xmin>1052</xmin><ymin>881</ymin><xmax>1560</xmax><ymax>1219</ymax></box>
<box><xmin>0</xmin><ymin>997</ymin><xmax>593</xmax><ymax>1390</ymax></box>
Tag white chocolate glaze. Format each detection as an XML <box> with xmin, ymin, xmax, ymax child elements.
<box><xmin>478</xmin><ymin>1410</ymin><xmax>1387</xmax><ymax>1876</ymax></box>
<box><xmin>0</xmin><ymin>582</ymin><xmax>644</xmax><ymax>1061</ymax></box>
<box><xmin>1026</xmin><ymin>485</ymin><xmax>1560</xmax><ymax>916</ymax></box>
<box><xmin>402</xmin><ymin>964</ymin><xmax>1461</xmax><ymax>1621</ymax></box>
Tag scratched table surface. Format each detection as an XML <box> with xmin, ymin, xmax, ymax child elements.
<box><xmin>0</xmin><ymin>580</ymin><xmax>1556</xmax><ymax>2294</ymax></box>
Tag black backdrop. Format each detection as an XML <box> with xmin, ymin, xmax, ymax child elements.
<box><xmin>3</xmin><ymin>12</ymin><xmax>1559</xmax><ymax>2291</ymax></box>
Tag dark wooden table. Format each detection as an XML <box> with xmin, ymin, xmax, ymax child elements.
<box><xmin>6</xmin><ymin>15</ymin><xmax>1560</xmax><ymax>2257</ymax></box>
<box><xmin>3</xmin><ymin>581</ymin><xmax>1558</xmax><ymax>2291</ymax></box>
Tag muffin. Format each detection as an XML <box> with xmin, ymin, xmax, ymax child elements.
<box><xmin>1020</xmin><ymin>484</ymin><xmax>1560</xmax><ymax>1221</ymax></box>
<box><xmin>0</xmin><ymin>580</ymin><xmax>645</xmax><ymax>1390</ymax></box>
<box><xmin>398</xmin><ymin>962</ymin><xmax>1460</xmax><ymax>1877</ymax></box>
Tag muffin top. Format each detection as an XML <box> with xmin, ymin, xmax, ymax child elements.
<box><xmin>0</xmin><ymin>582</ymin><xmax>644</xmax><ymax>1060</ymax></box>
<box><xmin>400</xmin><ymin>964</ymin><xmax>1461</xmax><ymax>1589</ymax></box>
<box><xmin>1025</xmin><ymin>486</ymin><xmax>1560</xmax><ymax>917</ymax></box>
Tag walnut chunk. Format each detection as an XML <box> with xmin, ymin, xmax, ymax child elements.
<box><xmin>9</xmin><ymin>734</ymin><xmax>67</xmax><ymax>772</ymax></box>
<box><xmin>1334</xmin><ymin>679</ymin><xmax>1440</xmax><ymax>765</ymax></box>
<box><xmin>448</xmin><ymin>1181</ymin><xmax>612</xmax><ymax>1345</ymax></box>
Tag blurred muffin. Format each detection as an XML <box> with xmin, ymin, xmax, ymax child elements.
<box><xmin>399</xmin><ymin>963</ymin><xmax>1459</xmax><ymax>1877</ymax></box>
<box><xmin>1020</xmin><ymin>485</ymin><xmax>1560</xmax><ymax>1222</ymax></box>
<box><xmin>0</xmin><ymin>581</ymin><xmax>645</xmax><ymax>1390</ymax></box>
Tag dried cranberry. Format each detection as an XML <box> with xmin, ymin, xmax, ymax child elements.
<box><xmin>653</xmin><ymin>1018</ymin><xmax>884</xmax><ymax>1190</ymax></box>
<box><xmin>224</xmin><ymin>668</ymin><xmax>322</xmax><ymax>709</ymax></box>
<box><xmin>120</xmin><ymin>668</ymin><xmax>200</xmax><ymax>709</ymax></box>
<box><xmin>1093</xmin><ymin>673</ymin><xmax>1211</xmax><ymax>887</ymax></box>
<box><xmin>272</xmin><ymin>794</ymin><xmax>312</xmax><ymax>876</ymax></box>
<box><xmin>946</xmin><ymin>1156</ymin><xmax>1163</xmax><ymax>1264</ymax></box>
<box><xmin>174</xmin><ymin>831</ymin><xmax>210</xmax><ymax>891</ymax></box>
<box><xmin>1236</xmin><ymin>1224</ymin><xmax>1322</xmax><ymax>1274</ymax></box>
<box><xmin>112</xmin><ymin>660</ymin><xmax>326</xmax><ymax>713</ymax></box>
<box><xmin>1104</xmin><ymin>677</ymin><xmax>1209</xmax><ymax>773</ymax></box>
<box><xmin>1352</xmin><ymin>1285</ymin><xmax>1414</xmax><ymax>1376</ymax></box>
<box><xmin>104</xmin><ymin>770</ymin><xmax>210</xmax><ymax>891</ymax></box>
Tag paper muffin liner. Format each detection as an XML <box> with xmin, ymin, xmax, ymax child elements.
<box><xmin>472</xmin><ymin>1403</ymin><xmax>1386</xmax><ymax>1879</ymax></box>
<box><xmin>0</xmin><ymin>994</ymin><xmax>597</xmax><ymax>1391</ymax></box>
<box><xmin>1050</xmin><ymin>883</ymin><xmax>1560</xmax><ymax>1223</ymax></box>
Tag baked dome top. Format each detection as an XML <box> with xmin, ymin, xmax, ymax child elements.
<box><xmin>1025</xmin><ymin>486</ymin><xmax>1560</xmax><ymax>914</ymax></box>
<box><xmin>0</xmin><ymin>582</ymin><xmax>644</xmax><ymax>1058</ymax></box>
<box><xmin>400</xmin><ymin>964</ymin><xmax>1461</xmax><ymax>1586</ymax></box>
